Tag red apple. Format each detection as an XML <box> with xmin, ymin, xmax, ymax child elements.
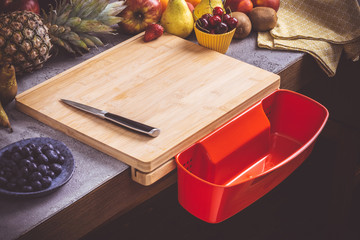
<box><xmin>251</xmin><ymin>0</ymin><xmax>280</xmax><ymax>12</ymax></box>
<box><xmin>225</xmin><ymin>0</ymin><xmax>253</xmax><ymax>14</ymax></box>
<box><xmin>118</xmin><ymin>0</ymin><xmax>162</xmax><ymax>35</ymax></box>
<box><xmin>0</xmin><ymin>0</ymin><xmax>40</xmax><ymax>14</ymax></box>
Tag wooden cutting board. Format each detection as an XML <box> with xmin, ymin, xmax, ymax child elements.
<box><xmin>16</xmin><ymin>33</ymin><xmax>280</xmax><ymax>185</ymax></box>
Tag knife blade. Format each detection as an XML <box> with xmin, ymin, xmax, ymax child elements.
<box><xmin>60</xmin><ymin>99</ymin><xmax>160</xmax><ymax>137</ymax></box>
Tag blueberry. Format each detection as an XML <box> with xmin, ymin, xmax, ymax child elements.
<box><xmin>42</xmin><ymin>144</ymin><xmax>54</xmax><ymax>152</ymax></box>
<box><xmin>28</xmin><ymin>156</ymin><xmax>35</xmax><ymax>162</ymax></box>
<box><xmin>0</xmin><ymin>176</ymin><xmax>8</xmax><ymax>187</ymax></box>
<box><xmin>46</xmin><ymin>170</ymin><xmax>55</xmax><ymax>179</ymax></box>
<box><xmin>21</xmin><ymin>147</ymin><xmax>31</xmax><ymax>158</ymax></box>
<box><xmin>11</xmin><ymin>152</ymin><xmax>23</xmax><ymax>162</ymax></box>
<box><xmin>37</xmin><ymin>164</ymin><xmax>49</xmax><ymax>175</ymax></box>
<box><xmin>31</xmin><ymin>180</ymin><xmax>42</xmax><ymax>191</ymax></box>
<box><xmin>28</xmin><ymin>162</ymin><xmax>38</xmax><ymax>172</ymax></box>
<box><xmin>44</xmin><ymin>149</ymin><xmax>58</xmax><ymax>163</ymax></box>
<box><xmin>29</xmin><ymin>171</ymin><xmax>42</xmax><ymax>181</ymax></box>
<box><xmin>17</xmin><ymin>178</ymin><xmax>28</xmax><ymax>187</ymax></box>
<box><xmin>22</xmin><ymin>185</ymin><xmax>33</xmax><ymax>192</ymax></box>
<box><xmin>32</xmin><ymin>146</ymin><xmax>43</xmax><ymax>156</ymax></box>
<box><xmin>36</xmin><ymin>154</ymin><xmax>49</xmax><ymax>164</ymax></box>
<box><xmin>40</xmin><ymin>176</ymin><xmax>52</xmax><ymax>188</ymax></box>
<box><xmin>57</xmin><ymin>155</ymin><xmax>65</xmax><ymax>165</ymax></box>
<box><xmin>19</xmin><ymin>158</ymin><xmax>31</xmax><ymax>168</ymax></box>
<box><xmin>17</xmin><ymin>166</ymin><xmax>29</xmax><ymax>178</ymax></box>
<box><xmin>50</xmin><ymin>163</ymin><xmax>62</xmax><ymax>175</ymax></box>
<box><xmin>26</xmin><ymin>143</ymin><xmax>36</xmax><ymax>150</ymax></box>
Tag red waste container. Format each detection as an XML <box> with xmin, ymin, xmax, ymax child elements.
<box><xmin>176</xmin><ymin>89</ymin><xmax>329</xmax><ymax>223</ymax></box>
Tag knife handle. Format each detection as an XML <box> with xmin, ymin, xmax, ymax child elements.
<box><xmin>104</xmin><ymin>113</ymin><xmax>160</xmax><ymax>137</ymax></box>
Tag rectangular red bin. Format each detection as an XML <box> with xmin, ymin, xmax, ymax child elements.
<box><xmin>175</xmin><ymin>89</ymin><xmax>329</xmax><ymax>223</ymax></box>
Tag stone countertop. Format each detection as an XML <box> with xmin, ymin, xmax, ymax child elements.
<box><xmin>0</xmin><ymin>32</ymin><xmax>303</xmax><ymax>240</ymax></box>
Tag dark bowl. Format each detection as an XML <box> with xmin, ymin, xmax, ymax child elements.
<box><xmin>0</xmin><ymin>137</ymin><xmax>75</xmax><ymax>198</ymax></box>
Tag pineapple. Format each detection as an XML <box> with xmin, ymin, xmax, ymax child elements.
<box><xmin>0</xmin><ymin>11</ymin><xmax>52</xmax><ymax>74</ymax></box>
<box><xmin>0</xmin><ymin>0</ymin><xmax>126</xmax><ymax>74</ymax></box>
<box><xmin>42</xmin><ymin>0</ymin><xmax>126</xmax><ymax>55</ymax></box>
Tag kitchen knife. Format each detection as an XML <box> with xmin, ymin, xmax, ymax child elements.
<box><xmin>60</xmin><ymin>99</ymin><xmax>160</xmax><ymax>137</ymax></box>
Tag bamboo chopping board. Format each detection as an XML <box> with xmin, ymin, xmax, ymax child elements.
<box><xmin>16</xmin><ymin>33</ymin><xmax>280</xmax><ymax>185</ymax></box>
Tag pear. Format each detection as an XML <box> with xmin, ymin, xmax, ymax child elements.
<box><xmin>160</xmin><ymin>0</ymin><xmax>194</xmax><ymax>38</ymax></box>
<box><xmin>0</xmin><ymin>101</ymin><xmax>12</xmax><ymax>132</ymax></box>
<box><xmin>193</xmin><ymin>0</ymin><xmax>225</xmax><ymax>20</ymax></box>
<box><xmin>0</xmin><ymin>64</ymin><xmax>17</xmax><ymax>106</ymax></box>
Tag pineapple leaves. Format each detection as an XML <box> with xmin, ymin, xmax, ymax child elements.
<box><xmin>41</xmin><ymin>0</ymin><xmax>126</xmax><ymax>55</ymax></box>
<box><xmin>73</xmin><ymin>20</ymin><xmax>114</xmax><ymax>33</ymax></box>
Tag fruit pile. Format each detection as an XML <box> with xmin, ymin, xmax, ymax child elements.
<box><xmin>195</xmin><ymin>7</ymin><xmax>238</xmax><ymax>34</ymax></box>
<box><xmin>0</xmin><ymin>143</ymin><xmax>66</xmax><ymax>192</ymax></box>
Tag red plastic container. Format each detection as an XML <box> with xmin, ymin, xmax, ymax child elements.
<box><xmin>175</xmin><ymin>90</ymin><xmax>329</xmax><ymax>223</ymax></box>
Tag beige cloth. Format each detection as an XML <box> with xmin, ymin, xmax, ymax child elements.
<box><xmin>257</xmin><ymin>0</ymin><xmax>360</xmax><ymax>77</ymax></box>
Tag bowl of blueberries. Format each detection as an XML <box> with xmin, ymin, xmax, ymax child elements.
<box><xmin>0</xmin><ymin>137</ymin><xmax>74</xmax><ymax>198</ymax></box>
<box><xmin>194</xmin><ymin>7</ymin><xmax>238</xmax><ymax>54</ymax></box>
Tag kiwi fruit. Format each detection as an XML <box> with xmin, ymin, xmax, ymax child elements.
<box><xmin>231</xmin><ymin>12</ymin><xmax>252</xmax><ymax>39</ymax></box>
<box><xmin>248</xmin><ymin>7</ymin><xmax>278</xmax><ymax>32</ymax></box>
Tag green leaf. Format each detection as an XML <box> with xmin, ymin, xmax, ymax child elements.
<box><xmin>97</xmin><ymin>16</ymin><xmax>123</xmax><ymax>26</ymax></box>
<box><xmin>98</xmin><ymin>1</ymin><xmax>126</xmax><ymax>17</ymax></box>
<box><xmin>69</xmin><ymin>39</ymin><xmax>89</xmax><ymax>51</ymax></box>
<box><xmin>65</xmin><ymin>17</ymin><xmax>82</xmax><ymax>28</ymax></box>
<box><xmin>61</xmin><ymin>32</ymin><xmax>81</xmax><ymax>41</ymax></box>
<box><xmin>73</xmin><ymin>20</ymin><xmax>114</xmax><ymax>33</ymax></box>
<box><xmin>79</xmin><ymin>33</ymin><xmax>104</xmax><ymax>47</ymax></box>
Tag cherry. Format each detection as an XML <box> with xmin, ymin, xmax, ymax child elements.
<box><xmin>201</xmin><ymin>13</ymin><xmax>212</xmax><ymax>22</ymax></box>
<box><xmin>209</xmin><ymin>15</ymin><xmax>222</xmax><ymax>27</ymax></box>
<box><xmin>215</xmin><ymin>22</ymin><xmax>228</xmax><ymax>34</ymax></box>
<box><xmin>226</xmin><ymin>17</ymin><xmax>238</xmax><ymax>30</ymax></box>
<box><xmin>212</xmin><ymin>6</ymin><xmax>224</xmax><ymax>17</ymax></box>
<box><xmin>197</xmin><ymin>18</ymin><xmax>209</xmax><ymax>30</ymax></box>
<box><xmin>223</xmin><ymin>14</ymin><xmax>231</xmax><ymax>24</ymax></box>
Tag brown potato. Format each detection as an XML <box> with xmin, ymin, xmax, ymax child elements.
<box><xmin>231</xmin><ymin>12</ymin><xmax>252</xmax><ymax>39</ymax></box>
<box><xmin>248</xmin><ymin>7</ymin><xmax>278</xmax><ymax>32</ymax></box>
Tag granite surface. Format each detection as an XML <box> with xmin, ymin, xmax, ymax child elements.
<box><xmin>0</xmin><ymin>31</ymin><xmax>303</xmax><ymax>240</ymax></box>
